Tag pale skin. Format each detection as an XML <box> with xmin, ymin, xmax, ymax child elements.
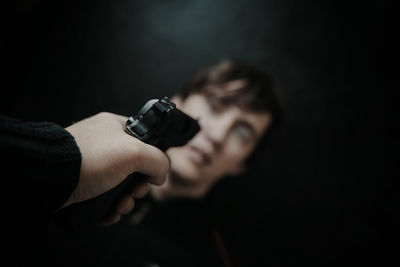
<box><xmin>152</xmin><ymin>81</ymin><xmax>272</xmax><ymax>201</ymax></box>
<box><xmin>64</xmin><ymin>112</ymin><xmax>170</xmax><ymax>224</ymax></box>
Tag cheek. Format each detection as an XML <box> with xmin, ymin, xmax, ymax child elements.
<box><xmin>214</xmin><ymin>155</ymin><xmax>241</xmax><ymax>169</ymax></box>
<box><xmin>210</xmin><ymin>151</ymin><xmax>246</xmax><ymax>174</ymax></box>
<box><xmin>225</xmin><ymin>139</ymin><xmax>254</xmax><ymax>160</ymax></box>
<box><xmin>210</xmin><ymin>142</ymin><xmax>254</xmax><ymax>174</ymax></box>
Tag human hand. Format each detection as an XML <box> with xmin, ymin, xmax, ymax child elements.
<box><xmin>63</xmin><ymin>112</ymin><xmax>169</xmax><ymax>224</ymax></box>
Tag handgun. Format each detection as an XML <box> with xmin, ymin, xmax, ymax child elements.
<box><xmin>56</xmin><ymin>97</ymin><xmax>200</xmax><ymax>230</ymax></box>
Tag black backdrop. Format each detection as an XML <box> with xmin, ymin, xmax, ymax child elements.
<box><xmin>1</xmin><ymin>0</ymin><xmax>394</xmax><ymax>266</ymax></box>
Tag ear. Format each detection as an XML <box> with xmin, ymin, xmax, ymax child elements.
<box><xmin>226</xmin><ymin>162</ymin><xmax>247</xmax><ymax>176</ymax></box>
<box><xmin>170</xmin><ymin>95</ymin><xmax>183</xmax><ymax>109</ymax></box>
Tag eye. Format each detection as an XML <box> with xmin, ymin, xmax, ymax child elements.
<box><xmin>231</xmin><ymin>125</ymin><xmax>252</xmax><ymax>143</ymax></box>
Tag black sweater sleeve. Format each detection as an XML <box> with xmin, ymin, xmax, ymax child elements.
<box><xmin>0</xmin><ymin>115</ymin><xmax>82</xmax><ymax>214</ymax></box>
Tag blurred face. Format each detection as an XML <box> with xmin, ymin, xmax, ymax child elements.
<box><xmin>167</xmin><ymin>85</ymin><xmax>271</xmax><ymax>194</ymax></box>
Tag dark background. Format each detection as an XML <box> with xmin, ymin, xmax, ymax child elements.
<box><xmin>1</xmin><ymin>0</ymin><xmax>394</xmax><ymax>266</ymax></box>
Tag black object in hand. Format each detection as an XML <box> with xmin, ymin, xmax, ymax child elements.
<box><xmin>125</xmin><ymin>97</ymin><xmax>200</xmax><ymax>151</ymax></box>
<box><xmin>56</xmin><ymin>97</ymin><xmax>200</xmax><ymax>230</ymax></box>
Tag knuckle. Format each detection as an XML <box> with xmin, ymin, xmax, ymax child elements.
<box><xmin>160</xmin><ymin>156</ymin><xmax>170</xmax><ymax>176</ymax></box>
<box><xmin>97</xmin><ymin>111</ymin><xmax>110</xmax><ymax>117</ymax></box>
<box><xmin>97</xmin><ymin>111</ymin><xmax>115</xmax><ymax>120</ymax></box>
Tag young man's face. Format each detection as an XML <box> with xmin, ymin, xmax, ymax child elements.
<box><xmin>166</xmin><ymin>82</ymin><xmax>271</xmax><ymax>195</ymax></box>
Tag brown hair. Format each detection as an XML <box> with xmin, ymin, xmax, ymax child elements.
<box><xmin>177</xmin><ymin>59</ymin><xmax>283</xmax><ymax>129</ymax></box>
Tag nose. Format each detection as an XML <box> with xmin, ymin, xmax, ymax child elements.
<box><xmin>199</xmin><ymin>113</ymin><xmax>233</xmax><ymax>151</ymax></box>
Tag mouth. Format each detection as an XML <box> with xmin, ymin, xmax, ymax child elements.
<box><xmin>186</xmin><ymin>145</ymin><xmax>212</xmax><ymax>166</ymax></box>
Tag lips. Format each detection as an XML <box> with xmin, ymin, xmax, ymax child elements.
<box><xmin>186</xmin><ymin>145</ymin><xmax>212</xmax><ymax>165</ymax></box>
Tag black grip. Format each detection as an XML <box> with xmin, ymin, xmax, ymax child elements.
<box><xmin>55</xmin><ymin>98</ymin><xmax>199</xmax><ymax>231</ymax></box>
